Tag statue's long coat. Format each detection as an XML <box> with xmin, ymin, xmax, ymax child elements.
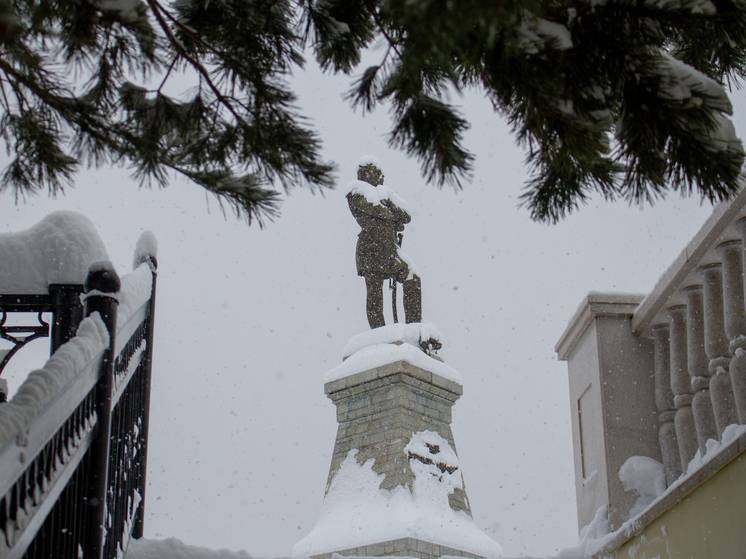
<box><xmin>347</xmin><ymin>191</ymin><xmax>410</xmax><ymax>278</ymax></box>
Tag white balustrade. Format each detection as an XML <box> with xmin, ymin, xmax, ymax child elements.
<box><xmin>653</xmin><ymin>324</ymin><xmax>681</xmax><ymax>485</ymax></box>
<box><xmin>701</xmin><ymin>263</ymin><xmax>738</xmax><ymax>436</ymax></box>
<box><xmin>668</xmin><ymin>305</ymin><xmax>698</xmax><ymax>469</ymax></box>
<box><xmin>730</xmin><ymin>222</ymin><xmax>746</xmax><ymax>423</ymax></box>
<box><xmin>684</xmin><ymin>285</ymin><xmax>718</xmax><ymax>452</ymax></box>
<box><xmin>628</xmin><ymin>189</ymin><xmax>746</xmax><ymax>488</ymax></box>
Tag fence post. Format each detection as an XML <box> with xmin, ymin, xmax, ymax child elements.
<box><xmin>48</xmin><ymin>283</ymin><xmax>85</xmax><ymax>353</ymax></box>
<box><xmin>133</xmin><ymin>253</ymin><xmax>157</xmax><ymax>539</ymax></box>
<box><xmin>83</xmin><ymin>262</ymin><xmax>120</xmax><ymax>559</ymax></box>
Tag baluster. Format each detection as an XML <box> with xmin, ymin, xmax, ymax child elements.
<box><xmin>653</xmin><ymin>324</ymin><xmax>681</xmax><ymax>484</ymax></box>
<box><xmin>729</xmin><ymin>224</ymin><xmax>746</xmax><ymax>424</ymax></box>
<box><xmin>685</xmin><ymin>285</ymin><xmax>718</xmax><ymax>452</ymax></box>
<box><xmin>701</xmin><ymin>263</ymin><xmax>738</xmax><ymax>436</ymax></box>
<box><xmin>668</xmin><ymin>305</ymin><xmax>698</xmax><ymax>469</ymax></box>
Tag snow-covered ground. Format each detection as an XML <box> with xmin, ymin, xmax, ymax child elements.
<box><xmin>126</xmin><ymin>538</ymin><xmax>253</xmax><ymax>559</ymax></box>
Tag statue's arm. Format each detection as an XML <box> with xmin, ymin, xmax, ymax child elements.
<box><xmin>347</xmin><ymin>192</ymin><xmax>394</xmax><ymax>220</ymax></box>
<box><xmin>387</xmin><ymin>202</ymin><xmax>411</xmax><ymax>225</ymax></box>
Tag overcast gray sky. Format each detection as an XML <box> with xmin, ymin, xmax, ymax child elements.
<box><xmin>0</xmin><ymin>47</ymin><xmax>734</xmax><ymax>557</ymax></box>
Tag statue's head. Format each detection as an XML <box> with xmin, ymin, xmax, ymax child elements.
<box><xmin>357</xmin><ymin>162</ymin><xmax>384</xmax><ymax>187</ymax></box>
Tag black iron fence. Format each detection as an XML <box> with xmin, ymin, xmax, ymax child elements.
<box><xmin>0</xmin><ymin>254</ymin><xmax>157</xmax><ymax>559</ymax></box>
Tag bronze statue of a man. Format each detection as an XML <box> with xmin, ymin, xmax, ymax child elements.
<box><xmin>347</xmin><ymin>160</ymin><xmax>422</xmax><ymax>329</ymax></box>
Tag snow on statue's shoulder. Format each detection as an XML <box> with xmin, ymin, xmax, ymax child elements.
<box><xmin>326</xmin><ymin>324</ymin><xmax>461</xmax><ymax>385</ymax></box>
<box><xmin>0</xmin><ymin>211</ymin><xmax>109</xmax><ymax>294</ymax></box>
<box><xmin>346</xmin><ymin>180</ymin><xmax>412</xmax><ymax>215</ymax></box>
<box><xmin>347</xmin><ymin>180</ymin><xmax>388</xmax><ymax>205</ymax></box>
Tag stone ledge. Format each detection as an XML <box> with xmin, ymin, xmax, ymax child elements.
<box><xmin>594</xmin><ymin>427</ymin><xmax>746</xmax><ymax>558</ymax></box>
<box><xmin>324</xmin><ymin>360</ymin><xmax>463</xmax><ymax>398</ymax></box>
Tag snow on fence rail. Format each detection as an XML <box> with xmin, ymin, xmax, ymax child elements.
<box><xmin>0</xmin><ymin>219</ymin><xmax>158</xmax><ymax>559</ymax></box>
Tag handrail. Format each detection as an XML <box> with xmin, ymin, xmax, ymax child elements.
<box><xmin>114</xmin><ymin>301</ymin><xmax>148</xmax><ymax>357</ymax></box>
<box><xmin>0</xmin><ymin>352</ymin><xmax>102</xmax><ymax>498</ymax></box>
<box><xmin>632</xmin><ymin>186</ymin><xmax>746</xmax><ymax>335</ymax></box>
<box><xmin>4</xmin><ymin>418</ymin><xmax>98</xmax><ymax>559</ymax></box>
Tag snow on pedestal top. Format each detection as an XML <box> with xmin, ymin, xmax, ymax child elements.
<box><xmin>291</xmin><ymin>430</ymin><xmax>502</xmax><ymax>558</ymax></box>
<box><xmin>0</xmin><ymin>211</ymin><xmax>109</xmax><ymax>294</ymax></box>
<box><xmin>325</xmin><ymin>324</ymin><xmax>462</xmax><ymax>385</ymax></box>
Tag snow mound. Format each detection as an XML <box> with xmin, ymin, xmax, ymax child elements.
<box><xmin>553</xmin><ymin>505</ymin><xmax>612</xmax><ymax>559</ymax></box>
<box><xmin>0</xmin><ymin>211</ymin><xmax>109</xmax><ymax>294</ymax></box>
<box><xmin>346</xmin><ymin>180</ymin><xmax>412</xmax><ymax>215</ymax></box>
<box><xmin>117</xmin><ymin>263</ymin><xmax>153</xmax><ymax>329</ymax></box>
<box><xmin>133</xmin><ymin>230</ymin><xmax>158</xmax><ymax>270</ymax></box>
<box><xmin>292</xmin><ymin>432</ymin><xmax>501</xmax><ymax>558</ymax></box>
<box><xmin>405</xmin><ymin>430</ymin><xmax>459</xmax><ymax>471</ymax></box>
<box><xmin>618</xmin><ymin>456</ymin><xmax>665</xmax><ymax>518</ymax></box>
<box><xmin>0</xmin><ymin>314</ymin><xmax>109</xmax><ymax>448</ymax></box>
<box><xmin>342</xmin><ymin>323</ymin><xmax>443</xmax><ymax>359</ymax></box>
<box><xmin>686</xmin><ymin>423</ymin><xmax>746</xmax><ymax>476</ymax></box>
<box><xmin>126</xmin><ymin>537</ymin><xmax>252</xmax><ymax>559</ymax></box>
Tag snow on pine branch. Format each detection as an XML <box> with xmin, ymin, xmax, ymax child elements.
<box><xmin>657</xmin><ymin>52</ymin><xmax>731</xmax><ymax>113</ymax></box>
<box><xmin>591</xmin><ymin>0</ymin><xmax>716</xmax><ymax>14</ymax></box>
<box><xmin>95</xmin><ymin>0</ymin><xmax>143</xmax><ymax>23</ymax></box>
<box><xmin>516</xmin><ymin>14</ymin><xmax>573</xmax><ymax>55</ymax></box>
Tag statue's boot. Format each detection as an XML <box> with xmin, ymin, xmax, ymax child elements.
<box><xmin>403</xmin><ymin>274</ymin><xmax>422</xmax><ymax>324</ymax></box>
<box><xmin>365</xmin><ymin>275</ymin><xmax>386</xmax><ymax>328</ymax></box>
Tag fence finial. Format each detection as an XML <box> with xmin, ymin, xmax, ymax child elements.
<box><xmin>85</xmin><ymin>261</ymin><xmax>121</xmax><ymax>295</ymax></box>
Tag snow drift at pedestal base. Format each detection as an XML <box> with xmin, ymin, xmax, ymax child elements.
<box><xmin>292</xmin><ymin>431</ymin><xmax>501</xmax><ymax>558</ymax></box>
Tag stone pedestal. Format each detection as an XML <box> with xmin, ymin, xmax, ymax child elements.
<box><xmin>324</xmin><ymin>360</ymin><xmax>470</xmax><ymax>516</ymax></box>
<box><xmin>294</xmin><ymin>356</ymin><xmax>499</xmax><ymax>559</ymax></box>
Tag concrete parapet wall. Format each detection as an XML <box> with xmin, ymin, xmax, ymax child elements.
<box><xmin>598</xmin><ymin>430</ymin><xmax>746</xmax><ymax>559</ymax></box>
